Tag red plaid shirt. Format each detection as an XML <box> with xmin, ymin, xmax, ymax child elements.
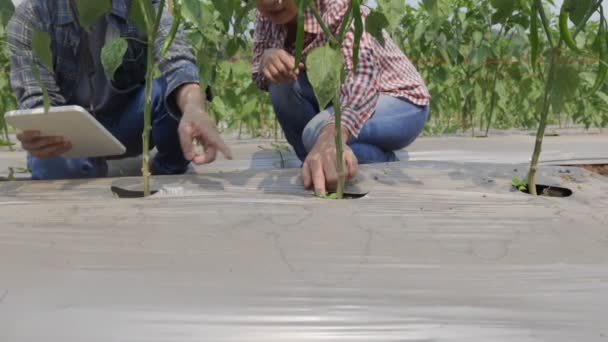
<box><xmin>252</xmin><ymin>0</ymin><xmax>430</xmax><ymax>137</ymax></box>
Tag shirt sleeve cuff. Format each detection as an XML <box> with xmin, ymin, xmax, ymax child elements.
<box><xmin>163</xmin><ymin>61</ymin><xmax>200</xmax><ymax>120</ymax></box>
<box><xmin>20</xmin><ymin>97</ymin><xmax>44</xmax><ymax>110</ymax></box>
<box><xmin>19</xmin><ymin>94</ymin><xmax>66</xmax><ymax>110</ymax></box>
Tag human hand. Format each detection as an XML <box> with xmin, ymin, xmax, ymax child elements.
<box><xmin>175</xmin><ymin>84</ymin><xmax>233</xmax><ymax>165</ymax></box>
<box><xmin>261</xmin><ymin>48</ymin><xmax>305</xmax><ymax>84</ymax></box>
<box><xmin>179</xmin><ymin>112</ymin><xmax>232</xmax><ymax>165</ymax></box>
<box><xmin>17</xmin><ymin>130</ymin><xmax>72</xmax><ymax>159</ymax></box>
<box><xmin>302</xmin><ymin>125</ymin><xmax>358</xmax><ymax>194</ymax></box>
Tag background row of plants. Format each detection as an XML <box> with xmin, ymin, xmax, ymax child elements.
<box><xmin>184</xmin><ymin>0</ymin><xmax>608</xmax><ymax>137</ymax></box>
<box><xmin>0</xmin><ymin>0</ymin><xmax>17</xmax><ymax>148</ymax></box>
<box><xmin>0</xmin><ymin>0</ymin><xmax>606</xmax><ymax>142</ymax></box>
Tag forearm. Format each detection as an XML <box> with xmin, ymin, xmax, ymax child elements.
<box><xmin>320</xmin><ymin>124</ymin><xmax>350</xmax><ymax>142</ymax></box>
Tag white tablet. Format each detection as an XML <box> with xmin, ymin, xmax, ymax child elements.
<box><xmin>5</xmin><ymin>105</ymin><xmax>126</xmax><ymax>159</ymax></box>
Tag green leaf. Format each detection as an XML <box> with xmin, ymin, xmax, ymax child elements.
<box><xmin>512</xmin><ymin>176</ymin><xmax>520</xmax><ymax>187</ymax></box>
<box><xmin>196</xmin><ymin>50</ymin><xmax>214</xmax><ymax>92</ymax></box>
<box><xmin>365</xmin><ymin>10</ymin><xmax>389</xmax><ymax>47</ymax></box>
<box><xmin>376</xmin><ymin>0</ymin><xmax>406</xmax><ymax>31</ymax></box>
<box><xmin>470</xmin><ymin>46</ymin><xmax>492</xmax><ymax>65</ymax></box>
<box><xmin>31</xmin><ymin>29</ymin><xmax>53</xmax><ymax>72</ymax></box>
<box><xmin>225</xmin><ymin>37</ymin><xmax>239</xmax><ymax>58</ymax></box>
<box><xmin>181</xmin><ymin>0</ymin><xmax>203</xmax><ymax>27</ymax></box>
<box><xmin>129</xmin><ymin>0</ymin><xmax>154</xmax><ymax>33</ymax></box>
<box><xmin>101</xmin><ymin>37</ymin><xmax>128</xmax><ymax>81</ymax></box>
<box><xmin>490</xmin><ymin>0</ymin><xmax>516</xmax><ymax>24</ymax></box>
<box><xmin>563</xmin><ymin>0</ymin><xmax>593</xmax><ymax>27</ymax></box>
<box><xmin>472</xmin><ymin>31</ymin><xmax>483</xmax><ymax>46</ymax></box>
<box><xmin>306</xmin><ymin>45</ymin><xmax>343</xmax><ymax>110</ymax></box>
<box><xmin>422</xmin><ymin>0</ymin><xmax>449</xmax><ymax>20</ymax></box>
<box><xmin>551</xmin><ymin>63</ymin><xmax>580</xmax><ymax>114</ymax></box>
<box><xmin>315</xmin><ymin>192</ymin><xmax>339</xmax><ymax>200</ymax></box>
<box><xmin>28</xmin><ymin>60</ymin><xmax>50</xmax><ymax>113</ymax></box>
<box><xmin>589</xmin><ymin>16</ymin><xmax>607</xmax><ymax>94</ymax></box>
<box><xmin>512</xmin><ymin>176</ymin><xmax>528</xmax><ymax>191</ymax></box>
<box><xmin>75</xmin><ymin>0</ymin><xmax>111</xmax><ymax>31</ymax></box>
<box><xmin>0</xmin><ymin>0</ymin><xmax>15</xmax><ymax>30</ymax></box>
<box><xmin>211</xmin><ymin>0</ymin><xmax>234</xmax><ymax>30</ymax></box>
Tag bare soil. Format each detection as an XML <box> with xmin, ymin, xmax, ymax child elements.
<box><xmin>577</xmin><ymin>164</ymin><xmax>608</xmax><ymax>176</ymax></box>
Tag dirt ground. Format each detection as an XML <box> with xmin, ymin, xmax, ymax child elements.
<box><xmin>578</xmin><ymin>164</ymin><xmax>608</xmax><ymax>176</ymax></box>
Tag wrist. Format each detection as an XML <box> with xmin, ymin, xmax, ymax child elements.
<box><xmin>175</xmin><ymin>83</ymin><xmax>206</xmax><ymax>114</ymax></box>
<box><xmin>320</xmin><ymin>124</ymin><xmax>350</xmax><ymax>142</ymax></box>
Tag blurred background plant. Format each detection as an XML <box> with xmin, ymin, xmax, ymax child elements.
<box><xmin>1</xmin><ymin>0</ymin><xmax>17</xmax><ymax>148</ymax></box>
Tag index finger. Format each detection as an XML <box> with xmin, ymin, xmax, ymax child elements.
<box><xmin>311</xmin><ymin>161</ymin><xmax>326</xmax><ymax>195</ymax></box>
<box><xmin>216</xmin><ymin>140</ymin><xmax>233</xmax><ymax>160</ymax></box>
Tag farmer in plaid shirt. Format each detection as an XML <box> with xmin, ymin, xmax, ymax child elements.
<box><xmin>7</xmin><ymin>0</ymin><xmax>231</xmax><ymax>180</ymax></box>
<box><xmin>252</xmin><ymin>0</ymin><xmax>431</xmax><ymax>194</ymax></box>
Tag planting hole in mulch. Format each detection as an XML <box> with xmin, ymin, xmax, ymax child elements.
<box><xmin>518</xmin><ymin>184</ymin><xmax>573</xmax><ymax>198</ymax></box>
<box><xmin>342</xmin><ymin>192</ymin><xmax>367</xmax><ymax>199</ymax></box>
<box><xmin>315</xmin><ymin>192</ymin><xmax>368</xmax><ymax>200</ymax></box>
<box><xmin>111</xmin><ymin>186</ymin><xmax>159</xmax><ymax>199</ymax></box>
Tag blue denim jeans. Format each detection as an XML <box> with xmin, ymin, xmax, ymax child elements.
<box><xmin>269</xmin><ymin>73</ymin><xmax>429</xmax><ymax>164</ymax></box>
<box><xmin>27</xmin><ymin>79</ymin><xmax>189</xmax><ymax>180</ymax></box>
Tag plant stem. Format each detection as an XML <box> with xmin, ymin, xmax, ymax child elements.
<box><xmin>485</xmin><ymin>65</ymin><xmax>501</xmax><ymax>137</ymax></box>
<box><xmin>337</xmin><ymin>4</ymin><xmax>354</xmax><ymax>42</ymax></box>
<box><xmin>461</xmin><ymin>96</ymin><xmax>470</xmax><ymax>131</ymax></box>
<box><xmin>333</xmin><ymin>81</ymin><xmax>345</xmax><ymax>200</ymax></box>
<box><xmin>479</xmin><ymin>104</ymin><xmax>484</xmax><ymax>133</ymax></box>
<box><xmin>142</xmin><ymin>41</ymin><xmax>154</xmax><ymax>197</ymax></box>
<box><xmin>528</xmin><ymin>47</ymin><xmax>560</xmax><ymax>196</ymax></box>
<box><xmin>536</xmin><ymin>0</ymin><xmax>555</xmax><ymax>48</ymax></box>
<box><xmin>140</xmin><ymin>0</ymin><xmax>166</xmax><ymax>197</ymax></box>
<box><xmin>274</xmin><ymin>115</ymin><xmax>278</xmax><ymax>142</ymax></box>
<box><xmin>308</xmin><ymin>3</ymin><xmax>338</xmax><ymax>45</ymax></box>
<box><xmin>259</xmin><ymin>102</ymin><xmax>264</xmax><ymax>135</ymax></box>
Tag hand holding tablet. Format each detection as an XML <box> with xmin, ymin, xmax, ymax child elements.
<box><xmin>15</xmin><ymin>130</ymin><xmax>73</xmax><ymax>159</ymax></box>
<box><xmin>5</xmin><ymin>106</ymin><xmax>126</xmax><ymax>159</ymax></box>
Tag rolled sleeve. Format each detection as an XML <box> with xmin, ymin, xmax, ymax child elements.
<box><xmin>153</xmin><ymin>3</ymin><xmax>200</xmax><ymax>119</ymax></box>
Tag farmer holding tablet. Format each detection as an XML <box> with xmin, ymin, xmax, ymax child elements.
<box><xmin>7</xmin><ymin>0</ymin><xmax>231</xmax><ymax>180</ymax></box>
<box><xmin>251</xmin><ymin>0</ymin><xmax>431</xmax><ymax>193</ymax></box>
